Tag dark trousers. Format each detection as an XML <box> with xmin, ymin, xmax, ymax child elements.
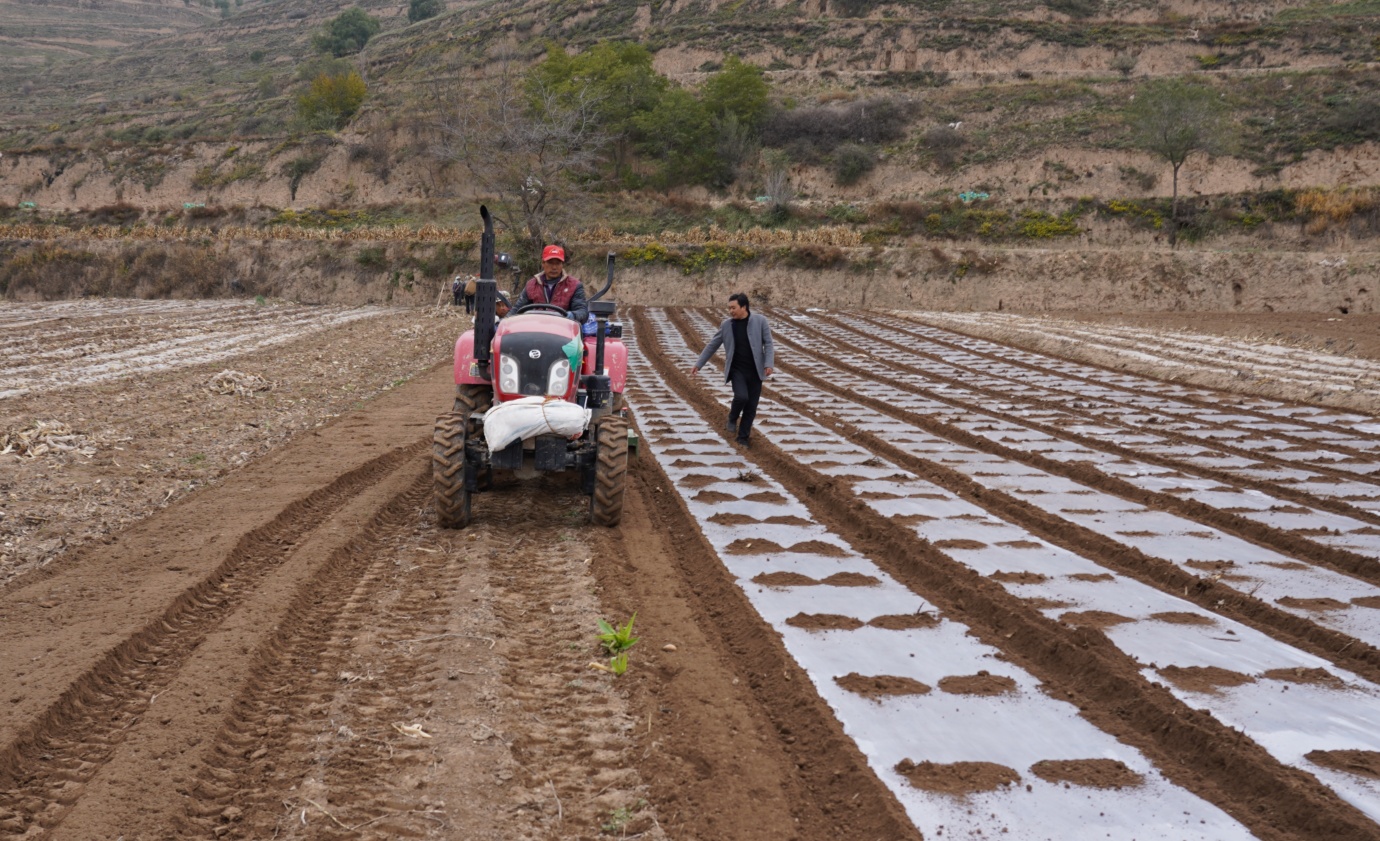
<box><xmin>728</xmin><ymin>365</ymin><xmax>763</xmax><ymax>442</ymax></box>
<box><xmin>464</xmin><ymin>293</ymin><xmax>475</xmax><ymax>314</ymax></box>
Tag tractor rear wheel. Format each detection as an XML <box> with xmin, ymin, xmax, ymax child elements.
<box><xmin>454</xmin><ymin>383</ymin><xmax>493</xmax><ymax>416</ymax></box>
<box><xmin>589</xmin><ymin>416</ymin><xmax>629</xmax><ymax>527</ymax></box>
<box><xmin>433</xmin><ymin>412</ymin><xmax>471</xmax><ymax>529</ymax></box>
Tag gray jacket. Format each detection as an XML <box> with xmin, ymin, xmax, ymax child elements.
<box><xmin>694</xmin><ymin>312</ymin><xmax>774</xmax><ymax>382</ymax></box>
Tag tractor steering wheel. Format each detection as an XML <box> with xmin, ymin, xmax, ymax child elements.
<box><xmin>515</xmin><ymin>303</ymin><xmax>569</xmax><ymax>317</ymax></box>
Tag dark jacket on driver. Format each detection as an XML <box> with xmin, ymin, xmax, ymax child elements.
<box><xmin>515</xmin><ymin>273</ymin><xmax>588</xmax><ymax>323</ymax></box>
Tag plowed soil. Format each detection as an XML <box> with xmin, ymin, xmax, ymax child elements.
<box><xmin>3</xmin><ymin>301</ymin><xmax>1380</xmax><ymax>840</ymax></box>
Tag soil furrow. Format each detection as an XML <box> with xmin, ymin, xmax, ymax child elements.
<box><xmin>820</xmin><ymin>310</ymin><xmax>1380</xmax><ymax>517</ymax></box>
<box><xmin>951</xmin><ymin>316</ymin><xmax>1380</xmax><ymax>392</ymax></box>
<box><xmin>648</xmin><ymin>307</ymin><xmax>1380</xmax><ymax>841</ymax></box>
<box><xmin>622</xmin><ymin>310</ymin><xmax>923</xmax><ymax>841</ymax></box>
<box><xmin>175</xmin><ymin>471</ymin><xmax>434</xmax><ymax>840</ymax></box>
<box><xmin>888</xmin><ymin>313</ymin><xmax>1380</xmax><ymax>446</ymax></box>
<box><xmin>749</xmin><ymin>330</ymin><xmax>1380</xmax><ymax>683</ymax></box>
<box><xmin>0</xmin><ymin>441</ymin><xmax>425</xmax><ymax>835</ymax></box>
<box><xmin>754</xmin><ymin>313</ymin><xmax>1380</xmax><ymax>592</ymax></box>
<box><xmin>482</xmin><ymin>486</ymin><xmax>666</xmax><ymax>840</ymax></box>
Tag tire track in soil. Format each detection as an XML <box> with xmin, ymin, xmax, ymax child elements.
<box><xmin>246</xmin><ymin>515</ymin><xmax>501</xmax><ymax>841</ymax></box>
<box><xmin>590</xmin><ymin>336</ymin><xmax>922</xmax><ymax>841</ymax></box>
<box><xmin>176</xmin><ymin>472</ymin><xmax>438</xmax><ymax>840</ymax></box>
<box><xmin>822</xmin><ymin>310</ymin><xmax>1380</xmax><ymax>529</ymax></box>
<box><xmin>714</xmin><ymin>311</ymin><xmax>1380</xmax><ymax>684</ymax></box>
<box><xmin>888</xmin><ymin>313</ymin><xmax>1380</xmax><ymax>449</ymax></box>
<box><xmin>649</xmin><ymin>307</ymin><xmax>1380</xmax><ymax>841</ymax></box>
<box><xmin>179</xmin><ymin>474</ymin><xmax>667</xmax><ymax>841</ymax></box>
<box><xmin>482</xmin><ymin>485</ymin><xmax>664</xmax><ymax>841</ymax></box>
<box><xmin>0</xmin><ymin>442</ymin><xmax>425</xmax><ymax>838</ymax></box>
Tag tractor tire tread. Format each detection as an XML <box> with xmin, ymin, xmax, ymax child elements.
<box><xmin>590</xmin><ymin>416</ymin><xmax>628</xmax><ymax>527</ymax></box>
<box><xmin>453</xmin><ymin>383</ymin><xmax>493</xmax><ymax>417</ymax></box>
<box><xmin>433</xmin><ymin>411</ymin><xmax>470</xmax><ymax>529</ymax></box>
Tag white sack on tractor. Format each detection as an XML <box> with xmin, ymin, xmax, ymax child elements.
<box><xmin>482</xmin><ymin>396</ymin><xmax>592</xmax><ymax>453</ymax></box>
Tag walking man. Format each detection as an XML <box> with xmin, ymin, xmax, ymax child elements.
<box><xmin>688</xmin><ymin>293</ymin><xmax>774</xmax><ymax>448</ymax></box>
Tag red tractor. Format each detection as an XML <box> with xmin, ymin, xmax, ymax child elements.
<box><xmin>433</xmin><ymin>208</ymin><xmax>630</xmax><ymax>528</ymax></box>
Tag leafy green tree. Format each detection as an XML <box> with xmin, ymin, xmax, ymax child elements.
<box><xmin>408</xmin><ymin>0</ymin><xmax>443</xmax><ymax>23</ymax></box>
<box><xmin>1128</xmin><ymin>78</ymin><xmax>1232</xmax><ymax>244</ymax></box>
<box><xmin>312</xmin><ymin>8</ymin><xmax>381</xmax><ymax>57</ymax></box>
<box><xmin>632</xmin><ymin>87</ymin><xmax>717</xmax><ymax>188</ymax></box>
<box><xmin>298</xmin><ymin>70</ymin><xmax>367</xmax><ymax>130</ymax></box>
<box><xmin>701</xmin><ymin>56</ymin><xmax>769</xmax><ymax>133</ymax></box>
<box><xmin>529</xmin><ymin>42</ymin><xmax>667</xmax><ymax>172</ymax></box>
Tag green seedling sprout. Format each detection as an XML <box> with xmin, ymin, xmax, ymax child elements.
<box><xmin>596</xmin><ymin>612</ymin><xmax>639</xmax><ymax>655</ymax></box>
<box><xmin>610</xmin><ymin>652</ymin><xmax>629</xmax><ymax>676</ymax></box>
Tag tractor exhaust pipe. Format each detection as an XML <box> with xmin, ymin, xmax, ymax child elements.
<box><xmin>589</xmin><ymin>252</ymin><xmax>615</xmax><ymax>302</ymax></box>
<box><xmin>593</xmin><ymin>254</ymin><xmax>614</xmax><ymax>377</ymax></box>
<box><xmin>473</xmin><ymin>206</ymin><xmax>497</xmax><ymax>379</ymax></box>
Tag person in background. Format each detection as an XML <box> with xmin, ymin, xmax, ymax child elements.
<box><xmin>513</xmin><ymin>245</ymin><xmax>588</xmax><ymax>324</ymax></box>
<box><xmin>451</xmin><ymin>276</ymin><xmax>463</xmax><ymax>307</ymax></box>
<box><xmin>463</xmin><ymin>275</ymin><xmax>478</xmax><ymax>314</ymax></box>
<box><xmin>688</xmin><ymin>292</ymin><xmax>774</xmax><ymax>448</ymax></box>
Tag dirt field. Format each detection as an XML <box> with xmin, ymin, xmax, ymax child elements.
<box><xmin>3</xmin><ymin>301</ymin><xmax>1380</xmax><ymax>840</ymax></box>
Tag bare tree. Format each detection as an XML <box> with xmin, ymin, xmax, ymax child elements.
<box><xmin>431</xmin><ymin>56</ymin><xmax>609</xmax><ymax>259</ymax></box>
<box><xmin>1128</xmin><ymin>79</ymin><xmax>1231</xmax><ymax>246</ymax></box>
<box><xmin>762</xmin><ymin>149</ymin><xmax>795</xmax><ymax>222</ymax></box>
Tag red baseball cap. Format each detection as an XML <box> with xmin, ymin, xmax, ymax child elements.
<box><xmin>541</xmin><ymin>245</ymin><xmax>566</xmax><ymax>262</ymax></box>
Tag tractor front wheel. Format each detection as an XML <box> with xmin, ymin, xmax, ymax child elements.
<box><xmin>454</xmin><ymin>383</ymin><xmax>493</xmax><ymax>417</ymax></box>
<box><xmin>589</xmin><ymin>417</ymin><xmax>628</xmax><ymax>527</ymax></box>
<box><xmin>433</xmin><ymin>412</ymin><xmax>471</xmax><ymax>529</ymax></box>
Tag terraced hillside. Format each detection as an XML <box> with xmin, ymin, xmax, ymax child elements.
<box><xmin>2</xmin><ymin>0</ymin><xmax>1378</xmax><ymax>227</ymax></box>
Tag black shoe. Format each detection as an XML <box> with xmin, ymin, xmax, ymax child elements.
<box><xmin>736</xmin><ymin>438</ymin><xmax>751</xmax><ymax>448</ymax></box>
<box><xmin>726</xmin><ymin>419</ymin><xmax>738</xmax><ymax>433</ymax></box>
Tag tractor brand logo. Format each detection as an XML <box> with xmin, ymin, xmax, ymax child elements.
<box><xmin>528</xmin><ymin>349</ymin><xmax>542</xmax><ymax>359</ymax></box>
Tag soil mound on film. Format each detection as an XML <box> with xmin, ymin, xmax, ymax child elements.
<box><xmin>820</xmin><ymin>572</ymin><xmax>881</xmax><ymax>587</ymax></box>
<box><xmin>1262</xmin><ymin>667</ymin><xmax>1346</xmax><ymax>688</ymax></box>
<box><xmin>938</xmin><ymin>672</ymin><xmax>1018</xmax><ymax>696</ymax></box>
<box><xmin>1058</xmin><ymin>610</ymin><xmax>1134</xmax><ymax>630</ymax></box>
<box><xmin>1151</xmin><ymin>612</ymin><xmax>1216</xmax><ymax>625</ymax></box>
<box><xmin>835</xmin><ymin>673</ymin><xmax>933</xmax><ymax>699</ymax></box>
<box><xmin>1277</xmin><ymin>596</ymin><xmax>1350</xmax><ymax>612</ymax></box>
<box><xmin>990</xmin><ymin>571</ymin><xmax>1048</xmax><ymax>584</ymax></box>
<box><xmin>868</xmin><ymin>613</ymin><xmax>941</xmax><ymax>630</ymax></box>
<box><xmin>1030</xmin><ymin>759</ymin><xmax>1144</xmax><ymax>789</ymax></box>
<box><xmin>1156</xmin><ymin>665</ymin><xmax>1255</xmax><ymax>693</ymax></box>
<box><xmin>753</xmin><ymin>571</ymin><xmax>820</xmax><ymax>587</ymax></box>
<box><xmin>895</xmin><ymin>760</ymin><xmax>1021</xmax><ymax>795</ymax></box>
<box><xmin>1306</xmin><ymin>750</ymin><xmax>1380</xmax><ymax>780</ymax></box>
<box><xmin>785</xmin><ymin>613</ymin><xmax>865</xmax><ymax>631</ymax></box>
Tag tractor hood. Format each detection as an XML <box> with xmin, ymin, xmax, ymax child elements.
<box><xmin>492</xmin><ymin>314</ymin><xmax>583</xmax><ymax>401</ymax></box>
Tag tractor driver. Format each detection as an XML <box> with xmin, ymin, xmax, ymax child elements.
<box><xmin>513</xmin><ymin>245</ymin><xmax>588</xmax><ymax>323</ymax></box>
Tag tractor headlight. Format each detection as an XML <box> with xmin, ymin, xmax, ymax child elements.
<box><xmin>499</xmin><ymin>354</ymin><xmax>519</xmax><ymax>394</ymax></box>
<box><xmin>546</xmin><ymin>358</ymin><xmax>571</xmax><ymax>396</ymax></box>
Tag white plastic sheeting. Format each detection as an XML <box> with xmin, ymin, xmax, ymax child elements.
<box><xmin>671</xmin><ymin>307</ymin><xmax>1380</xmax><ymax>824</ymax></box>
<box><xmin>632</xmin><ymin>312</ymin><xmax>1257</xmax><ymax>841</ymax></box>
<box><xmin>481</xmin><ymin>396</ymin><xmax>590</xmax><ymax>452</ymax></box>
